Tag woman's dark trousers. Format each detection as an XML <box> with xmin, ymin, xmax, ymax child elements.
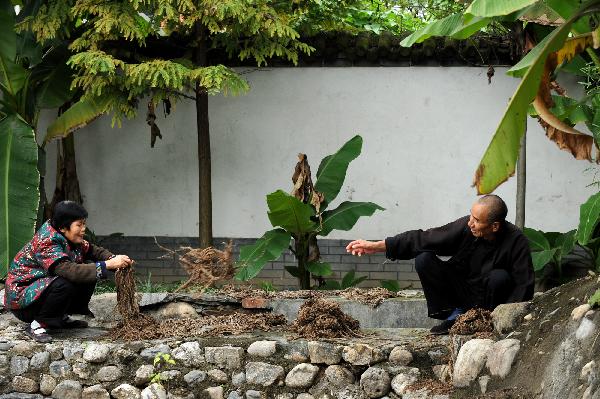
<box><xmin>12</xmin><ymin>277</ymin><xmax>95</xmax><ymax>328</ymax></box>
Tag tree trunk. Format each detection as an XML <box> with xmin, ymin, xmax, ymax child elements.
<box><xmin>46</xmin><ymin>135</ymin><xmax>83</xmax><ymax>220</ymax></box>
<box><xmin>195</xmin><ymin>26</ymin><xmax>213</xmax><ymax>248</ymax></box>
<box><xmin>296</xmin><ymin>235</ymin><xmax>311</xmax><ymax>290</ymax></box>
<box><xmin>515</xmin><ymin>132</ymin><xmax>526</xmax><ymax>229</ymax></box>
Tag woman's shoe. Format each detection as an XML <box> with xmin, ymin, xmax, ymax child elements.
<box><xmin>429</xmin><ymin>319</ymin><xmax>455</xmax><ymax>335</ymax></box>
<box><xmin>24</xmin><ymin>325</ymin><xmax>52</xmax><ymax>343</ymax></box>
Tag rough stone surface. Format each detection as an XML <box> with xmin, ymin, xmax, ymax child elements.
<box><xmin>39</xmin><ymin>375</ymin><xmax>56</xmax><ymax>396</ymax></box>
<box><xmin>245</xmin><ymin>391</ymin><xmax>262</xmax><ymax>399</ymax></box>
<box><xmin>205</xmin><ymin>347</ymin><xmax>244</xmax><ymax>369</ymax></box>
<box><xmin>208</xmin><ymin>369</ymin><xmax>228</xmax><ymax>383</ymax></box>
<box><xmin>45</xmin><ymin>344</ymin><xmax>63</xmax><ymax>361</ymax></box>
<box><xmin>156</xmin><ymin>302</ymin><xmax>198</xmax><ymax>319</ymax></box>
<box><xmin>96</xmin><ymin>365</ymin><xmax>122</xmax><ymax>382</ymax></box>
<box><xmin>453</xmin><ymin>339</ymin><xmax>495</xmax><ymax>388</ymax></box>
<box><xmin>360</xmin><ymin>367</ymin><xmax>391</xmax><ymax>398</ymax></box>
<box><xmin>11</xmin><ymin>342</ymin><xmax>38</xmax><ymax>357</ymax></box>
<box><xmin>172</xmin><ymin>342</ymin><xmax>203</xmax><ymax>367</ymax></box>
<box><xmin>63</xmin><ymin>344</ymin><xmax>84</xmax><ymax>362</ymax></box>
<box><xmin>11</xmin><ymin>376</ymin><xmax>38</xmax><ymax>394</ymax></box>
<box><xmin>204</xmin><ymin>386</ymin><xmax>223</xmax><ymax>399</ymax></box>
<box><xmin>342</xmin><ymin>344</ymin><xmax>386</xmax><ymax>366</ymax></box>
<box><xmin>247</xmin><ymin>341</ymin><xmax>277</xmax><ymax>357</ymax></box>
<box><xmin>231</xmin><ymin>372</ymin><xmax>245</xmax><ymax>386</ymax></box>
<box><xmin>307</xmin><ymin>342</ymin><xmax>343</xmax><ymax>365</ymax></box>
<box><xmin>141</xmin><ymin>383</ymin><xmax>167</xmax><ymax>399</ymax></box>
<box><xmin>183</xmin><ymin>370</ymin><xmax>206</xmax><ymax>385</ymax></box>
<box><xmin>245</xmin><ymin>362</ymin><xmax>285</xmax><ymax>386</ymax></box>
<box><xmin>72</xmin><ymin>361</ymin><xmax>91</xmax><ymax>379</ymax></box>
<box><xmin>285</xmin><ymin>363</ymin><xmax>319</xmax><ymax>388</ymax></box>
<box><xmin>572</xmin><ymin>304</ymin><xmax>592</xmax><ymax>321</ymax></box>
<box><xmin>432</xmin><ymin>365</ymin><xmax>451</xmax><ymax>383</ymax></box>
<box><xmin>10</xmin><ymin>356</ymin><xmax>29</xmax><ymax>376</ymax></box>
<box><xmin>479</xmin><ymin>375</ymin><xmax>490</xmax><ymax>395</ymax></box>
<box><xmin>29</xmin><ymin>352</ymin><xmax>50</xmax><ymax>371</ymax></box>
<box><xmin>227</xmin><ymin>391</ymin><xmax>243</xmax><ymax>399</ymax></box>
<box><xmin>140</xmin><ymin>344</ymin><xmax>171</xmax><ymax>360</ymax></box>
<box><xmin>52</xmin><ymin>380</ymin><xmax>82</xmax><ymax>399</ymax></box>
<box><xmin>491</xmin><ymin>302</ymin><xmax>530</xmax><ymax>334</ymax></box>
<box><xmin>88</xmin><ymin>293</ymin><xmax>119</xmax><ymax>322</ymax></box>
<box><xmin>49</xmin><ymin>360</ymin><xmax>71</xmax><ymax>379</ymax></box>
<box><xmin>83</xmin><ymin>343</ymin><xmax>111</xmax><ymax>363</ymax></box>
<box><xmin>159</xmin><ymin>370</ymin><xmax>181</xmax><ymax>382</ymax></box>
<box><xmin>81</xmin><ymin>385</ymin><xmax>110</xmax><ymax>399</ymax></box>
<box><xmin>389</xmin><ymin>347</ymin><xmax>413</xmax><ymax>366</ymax></box>
<box><xmin>135</xmin><ymin>365</ymin><xmax>155</xmax><ymax>386</ymax></box>
<box><xmin>391</xmin><ymin>367</ymin><xmax>421</xmax><ymax>395</ymax></box>
<box><xmin>486</xmin><ymin>339</ymin><xmax>521</xmax><ymax>379</ymax></box>
<box><xmin>111</xmin><ymin>384</ymin><xmax>141</xmax><ymax>399</ymax></box>
<box><xmin>324</xmin><ymin>365</ymin><xmax>355</xmax><ymax>387</ymax></box>
<box><xmin>296</xmin><ymin>394</ymin><xmax>314</xmax><ymax>399</ymax></box>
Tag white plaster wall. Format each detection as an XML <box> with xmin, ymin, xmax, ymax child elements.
<box><xmin>42</xmin><ymin>67</ymin><xmax>597</xmax><ymax>238</ymax></box>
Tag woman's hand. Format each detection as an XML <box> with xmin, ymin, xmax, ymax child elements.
<box><xmin>345</xmin><ymin>240</ymin><xmax>386</xmax><ymax>256</ymax></box>
<box><xmin>106</xmin><ymin>255</ymin><xmax>133</xmax><ymax>270</ymax></box>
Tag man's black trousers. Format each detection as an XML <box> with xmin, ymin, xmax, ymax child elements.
<box><xmin>415</xmin><ymin>252</ymin><xmax>512</xmax><ymax>320</ymax></box>
<box><xmin>11</xmin><ymin>277</ymin><xmax>95</xmax><ymax>327</ymax></box>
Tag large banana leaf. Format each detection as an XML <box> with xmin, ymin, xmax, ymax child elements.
<box><xmin>577</xmin><ymin>191</ymin><xmax>600</xmax><ymax>246</ymax></box>
<box><xmin>314</xmin><ymin>135</ymin><xmax>362</xmax><ymax>209</ymax></box>
<box><xmin>472</xmin><ymin>7</ymin><xmax>586</xmax><ymax>194</ymax></box>
<box><xmin>532</xmin><ymin>249</ymin><xmax>557</xmax><ymax>272</ymax></box>
<box><xmin>36</xmin><ymin>62</ymin><xmax>73</xmax><ymax>109</ymax></box>
<box><xmin>0</xmin><ymin>1</ymin><xmax>27</xmax><ymax>97</ymax></box>
<box><xmin>267</xmin><ymin>190</ymin><xmax>317</xmax><ymax>234</ymax></box>
<box><xmin>523</xmin><ymin>227</ymin><xmax>550</xmax><ymax>251</ymax></box>
<box><xmin>0</xmin><ymin>115</ymin><xmax>39</xmax><ymax>276</ymax></box>
<box><xmin>465</xmin><ymin>0</ymin><xmax>538</xmax><ymax>18</ymax></box>
<box><xmin>235</xmin><ymin>228</ymin><xmax>291</xmax><ymax>281</ymax></box>
<box><xmin>319</xmin><ymin>201</ymin><xmax>384</xmax><ymax>236</ymax></box>
<box><xmin>400</xmin><ymin>13</ymin><xmax>490</xmax><ymax>47</ymax></box>
<box><xmin>45</xmin><ymin>96</ymin><xmax>109</xmax><ymax>143</ymax></box>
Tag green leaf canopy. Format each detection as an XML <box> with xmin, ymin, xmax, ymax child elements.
<box><xmin>235</xmin><ymin>228</ymin><xmax>291</xmax><ymax>281</ymax></box>
<box><xmin>465</xmin><ymin>0</ymin><xmax>538</xmax><ymax>18</ymax></box>
<box><xmin>319</xmin><ymin>201</ymin><xmax>384</xmax><ymax>236</ymax></box>
<box><xmin>577</xmin><ymin>191</ymin><xmax>600</xmax><ymax>246</ymax></box>
<box><xmin>315</xmin><ymin>135</ymin><xmax>362</xmax><ymax>210</ymax></box>
<box><xmin>0</xmin><ymin>115</ymin><xmax>39</xmax><ymax>276</ymax></box>
<box><xmin>267</xmin><ymin>190</ymin><xmax>317</xmax><ymax>234</ymax></box>
<box><xmin>523</xmin><ymin>227</ymin><xmax>551</xmax><ymax>251</ymax></box>
<box><xmin>45</xmin><ymin>96</ymin><xmax>110</xmax><ymax>143</ymax></box>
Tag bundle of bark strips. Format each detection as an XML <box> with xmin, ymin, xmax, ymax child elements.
<box><xmin>291</xmin><ymin>297</ymin><xmax>361</xmax><ymax>339</ymax></box>
<box><xmin>155</xmin><ymin>238</ymin><xmax>235</xmax><ymax>292</ymax></box>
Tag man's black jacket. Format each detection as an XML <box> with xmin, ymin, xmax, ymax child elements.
<box><xmin>384</xmin><ymin>216</ymin><xmax>534</xmax><ymax>303</ymax></box>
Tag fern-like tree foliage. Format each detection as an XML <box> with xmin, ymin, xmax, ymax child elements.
<box><xmin>24</xmin><ymin>0</ymin><xmax>358</xmax><ymax>248</ymax></box>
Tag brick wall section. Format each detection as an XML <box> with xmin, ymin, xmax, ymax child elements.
<box><xmin>97</xmin><ymin>236</ymin><xmax>421</xmax><ymax>290</ymax></box>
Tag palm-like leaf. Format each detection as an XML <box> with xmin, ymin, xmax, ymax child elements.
<box><xmin>0</xmin><ymin>115</ymin><xmax>39</xmax><ymax>276</ymax></box>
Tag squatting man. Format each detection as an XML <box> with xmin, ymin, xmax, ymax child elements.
<box><xmin>346</xmin><ymin>195</ymin><xmax>534</xmax><ymax>335</ymax></box>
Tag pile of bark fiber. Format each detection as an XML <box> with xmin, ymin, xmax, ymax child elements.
<box><xmin>156</xmin><ymin>239</ymin><xmax>235</xmax><ymax>292</ymax></box>
<box><xmin>291</xmin><ymin>298</ymin><xmax>361</xmax><ymax>339</ymax></box>
<box><xmin>108</xmin><ymin>313</ymin><xmax>287</xmax><ymax>340</ymax></box>
<box><xmin>449</xmin><ymin>308</ymin><xmax>494</xmax><ymax>336</ymax></box>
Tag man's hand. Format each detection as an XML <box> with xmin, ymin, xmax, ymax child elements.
<box><xmin>106</xmin><ymin>255</ymin><xmax>133</xmax><ymax>270</ymax></box>
<box><xmin>345</xmin><ymin>240</ymin><xmax>386</xmax><ymax>256</ymax></box>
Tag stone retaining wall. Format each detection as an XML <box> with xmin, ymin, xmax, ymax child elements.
<box><xmin>98</xmin><ymin>236</ymin><xmax>420</xmax><ymax>290</ymax></box>
<box><xmin>0</xmin><ymin>333</ymin><xmax>451</xmax><ymax>399</ymax></box>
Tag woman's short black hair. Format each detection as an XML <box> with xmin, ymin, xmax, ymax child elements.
<box><xmin>51</xmin><ymin>201</ymin><xmax>88</xmax><ymax>230</ymax></box>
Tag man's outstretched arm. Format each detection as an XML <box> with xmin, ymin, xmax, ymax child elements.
<box><xmin>346</xmin><ymin>240</ymin><xmax>386</xmax><ymax>256</ymax></box>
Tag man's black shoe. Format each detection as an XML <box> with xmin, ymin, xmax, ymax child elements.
<box><xmin>429</xmin><ymin>319</ymin><xmax>455</xmax><ymax>335</ymax></box>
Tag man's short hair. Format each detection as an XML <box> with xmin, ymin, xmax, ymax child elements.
<box><xmin>477</xmin><ymin>195</ymin><xmax>507</xmax><ymax>224</ymax></box>
<box><xmin>51</xmin><ymin>201</ymin><xmax>88</xmax><ymax>230</ymax></box>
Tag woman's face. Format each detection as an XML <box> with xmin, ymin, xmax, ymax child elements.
<box><xmin>60</xmin><ymin>219</ymin><xmax>87</xmax><ymax>244</ymax></box>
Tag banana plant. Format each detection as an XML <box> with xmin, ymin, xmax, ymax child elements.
<box><xmin>0</xmin><ymin>0</ymin><xmax>107</xmax><ymax>276</ymax></box>
<box><xmin>236</xmin><ymin>135</ymin><xmax>384</xmax><ymax>289</ymax></box>
<box><xmin>400</xmin><ymin>0</ymin><xmax>600</xmax><ymax>194</ymax></box>
<box><xmin>524</xmin><ymin>190</ymin><xmax>600</xmax><ymax>282</ymax></box>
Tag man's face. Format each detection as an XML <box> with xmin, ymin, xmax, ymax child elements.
<box><xmin>468</xmin><ymin>203</ymin><xmax>498</xmax><ymax>239</ymax></box>
<box><xmin>60</xmin><ymin>219</ymin><xmax>86</xmax><ymax>244</ymax></box>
